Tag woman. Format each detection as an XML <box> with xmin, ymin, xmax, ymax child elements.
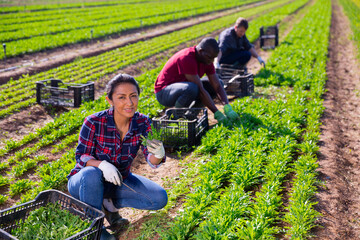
<box><xmin>67</xmin><ymin>74</ymin><xmax>168</xmax><ymax>240</ymax></box>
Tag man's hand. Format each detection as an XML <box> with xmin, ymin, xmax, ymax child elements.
<box><xmin>214</xmin><ymin>110</ymin><xmax>231</xmax><ymax>126</ymax></box>
<box><xmin>98</xmin><ymin>161</ymin><xmax>123</xmax><ymax>186</ymax></box>
<box><xmin>257</xmin><ymin>56</ymin><xmax>265</xmax><ymax>68</ymax></box>
<box><xmin>224</xmin><ymin>104</ymin><xmax>239</xmax><ymax>121</ymax></box>
<box><xmin>147</xmin><ymin>139</ymin><xmax>165</xmax><ymax>159</ymax></box>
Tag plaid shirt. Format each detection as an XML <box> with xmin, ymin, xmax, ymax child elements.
<box><xmin>67</xmin><ymin>108</ymin><xmax>165</xmax><ymax>179</ymax></box>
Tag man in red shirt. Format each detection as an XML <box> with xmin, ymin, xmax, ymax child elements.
<box><xmin>154</xmin><ymin>37</ymin><xmax>239</xmax><ymax>125</ymax></box>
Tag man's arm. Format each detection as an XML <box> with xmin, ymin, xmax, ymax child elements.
<box><xmin>207</xmin><ymin>73</ymin><xmax>228</xmax><ymax>105</ymax></box>
<box><xmin>250</xmin><ymin>47</ymin><xmax>265</xmax><ymax>67</ymax></box>
<box><xmin>184</xmin><ymin>74</ymin><xmax>218</xmax><ymax>113</ymax></box>
<box><xmin>249</xmin><ymin>47</ymin><xmax>259</xmax><ymax>58</ymax></box>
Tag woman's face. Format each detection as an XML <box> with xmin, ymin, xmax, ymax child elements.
<box><xmin>106</xmin><ymin>83</ymin><xmax>139</xmax><ymax>120</ymax></box>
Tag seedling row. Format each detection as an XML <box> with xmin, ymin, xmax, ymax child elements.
<box><xmin>338</xmin><ymin>0</ymin><xmax>360</xmax><ymax>57</ymax></box>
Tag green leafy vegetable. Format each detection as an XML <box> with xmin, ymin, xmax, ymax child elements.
<box><xmin>11</xmin><ymin>202</ymin><xmax>91</xmax><ymax>239</ymax></box>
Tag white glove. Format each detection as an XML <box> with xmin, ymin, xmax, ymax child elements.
<box><xmin>257</xmin><ymin>56</ymin><xmax>265</xmax><ymax>67</ymax></box>
<box><xmin>147</xmin><ymin>139</ymin><xmax>165</xmax><ymax>159</ymax></box>
<box><xmin>98</xmin><ymin>161</ymin><xmax>122</xmax><ymax>186</ymax></box>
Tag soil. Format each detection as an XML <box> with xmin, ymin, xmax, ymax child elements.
<box><xmin>311</xmin><ymin>1</ymin><xmax>360</xmax><ymax>239</ymax></box>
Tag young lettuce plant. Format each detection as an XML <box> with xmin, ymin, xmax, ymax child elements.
<box><xmin>140</xmin><ymin>126</ymin><xmax>163</xmax><ymax>147</ymax></box>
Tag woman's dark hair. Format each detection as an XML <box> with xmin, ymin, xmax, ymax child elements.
<box><xmin>106</xmin><ymin>73</ymin><xmax>140</xmax><ymax>100</ymax></box>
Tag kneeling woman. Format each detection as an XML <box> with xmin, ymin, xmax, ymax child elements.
<box><xmin>67</xmin><ymin>74</ymin><xmax>168</xmax><ymax>240</ymax></box>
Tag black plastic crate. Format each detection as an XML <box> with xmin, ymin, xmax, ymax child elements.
<box><xmin>152</xmin><ymin>108</ymin><xmax>209</xmax><ymax>148</ymax></box>
<box><xmin>216</xmin><ymin>65</ymin><xmax>254</xmax><ymax>97</ymax></box>
<box><xmin>0</xmin><ymin>190</ymin><xmax>104</xmax><ymax>240</ymax></box>
<box><xmin>260</xmin><ymin>25</ymin><xmax>279</xmax><ymax>49</ymax></box>
<box><xmin>216</xmin><ymin>63</ymin><xmax>247</xmax><ymax>77</ymax></box>
<box><xmin>223</xmin><ymin>73</ymin><xmax>254</xmax><ymax>97</ymax></box>
<box><xmin>36</xmin><ymin>79</ymin><xmax>94</xmax><ymax>108</ymax></box>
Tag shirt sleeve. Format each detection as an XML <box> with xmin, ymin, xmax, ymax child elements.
<box><xmin>218</xmin><ymin>30</ymin><xmax>234</xmax><ymax>54</ymax></box>
<box><xmin>140</xmin><ymin>117</ymin><xmax>166</xmax><ymax>169</ymax></box>
<box><xmin>75</xmin><ymin>116</ymin><xmax>97</xmax><ymax>169</ymax></box>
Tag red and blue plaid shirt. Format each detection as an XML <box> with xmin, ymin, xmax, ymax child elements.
<box><xmin>67</xmin><ymin>108</ymin><xmax>164</xmax><ymax>179</ymax></box>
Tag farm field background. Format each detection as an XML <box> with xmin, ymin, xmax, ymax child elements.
<box><xmin>0</xmin><ymin>0</ymin><xmax>360</xmax><ymax>239</ymax></box>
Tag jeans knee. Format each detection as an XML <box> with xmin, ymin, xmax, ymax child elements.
<box><xmin>175</xmin><ymin>83</ymin><xmax>199</xmax><ymax>108</ymax></box>
<box><xmin>80</xmin><ymin>166</ymin><xmax>104</xmax><ymax>187</ymax></box>
<box><xmin>151</xmin><ymin>188</ymin><xmax>168</xmax><ymax>210</ymax></box>
<box><xmin>186</xmin><ymin>82</ymin><xmax>199</xmax><ymax>96</ymax></box>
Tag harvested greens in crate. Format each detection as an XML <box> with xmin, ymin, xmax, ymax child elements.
<box><xmin>0</xmin><ymin>190</ymin><xmax>104</xmax><ymax>240</ymax></box>
<box><xmin>152</xmin><ymin>108</ymin><xmax>209</xmax><ymax>148</ymax></box>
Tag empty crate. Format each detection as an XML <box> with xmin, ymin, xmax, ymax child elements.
<box><xmin>216</xmin><ymin>65</ymin><xmax>254</xmax><ymax>96</ymax></box>
<box><xmin>260</xmin><ymin>25</ymin><xmax>279</xmax><ymax>49</ymax></box>
<box><xmin>36</xmin><ymin>79</ymin><xmax>94</xmax><ymax>108</ymax></box>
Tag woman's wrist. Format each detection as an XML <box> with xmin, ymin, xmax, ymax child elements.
<box><xmin>149</xmin><ymin>154</ymin><xmax>164</xmax><ymax>165</ymax></box>
<box><xmin>86</xmin><ymin>159</ymin><xmax>101</xmax><ymax>167</ymax></box>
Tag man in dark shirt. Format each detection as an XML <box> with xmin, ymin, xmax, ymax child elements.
<box><xmin>217</xmin><ymin>17</ymin><xmax>265</xmax><ymax>68</ymax></box>
<box><xmin>154</xmin><ymin>37</ymin><xmax>239</xmax><ymax>125</ymax></box>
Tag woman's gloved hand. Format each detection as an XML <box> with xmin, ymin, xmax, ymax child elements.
<box><xmin>98</xmin><ymin>161</ymin><xmax>123</xmax><ymax>186</ymax></box>
<box><xmin>224</xmin><ymin>104</ymin><xmax>240</xmax><ymax>121</ymax></box>
<box><xmin>147</xmin><ymin>139</ymin><xmax>165</xmax><ymax>159</ymax></box>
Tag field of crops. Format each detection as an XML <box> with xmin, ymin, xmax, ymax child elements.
<box><xmin>0</xmin><ymin>0</ymin><xmax>259</xmax><ymax>59</ymax></box>
<box><xmin>1</xmin><ymin>0</ymin><xmax>360</xmax><ymax>239</ymax></box>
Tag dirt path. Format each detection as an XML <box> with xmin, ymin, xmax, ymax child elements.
<box><xmin>0</xmin><ymin>0</ymin><xmax>274</xmax><ymax>83</ymax></box>
<box><xmin>312</xmin><ymin>0</ymin><xmax>360</xmax><ymax>239</ymax></box>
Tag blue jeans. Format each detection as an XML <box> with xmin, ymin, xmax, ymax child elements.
<box><xmin>156</xmin><ymin>78</ymin><xmax>220</xmax><ymax>108</ymax></box>
<box><xmin>67</xmin><ymin>166</ymin><xmax>168</xmax><ymax>211</ymax></box>
<box><xmin>220</xmin><ymin>50</ymin><xmax>251</xmax><ymax>66</ymax></box>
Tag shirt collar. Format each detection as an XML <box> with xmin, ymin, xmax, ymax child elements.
<box><xmin>106</xmin><ymin>107</ymin><xmax>139</xmax><ymax>135</ymax></box>
<box><xmin>231</xmin><ymin>28</ymin><xmax>238</xmax><ymax>39</ymax></box>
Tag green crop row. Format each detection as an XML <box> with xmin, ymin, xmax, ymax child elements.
<box><xmin>0</xmin><ymin>0</ymin><xmax>307</xmax><ymax>119</ymax></box>
<box><xmin>1</xmin><ymin>0</ymin><xmax>255</xmax><ymax>34</ymax></box>
<box><xmin>0</xmin><ymin>0</ymin><xmax>149</xmax><ymax>14</ymax></box>
<box><xmin>282</xmin><ymin>1</ymin><xmax>331</xmax><ymax>238</ymax></box>
<box><xmin>339</xmin><ymin>0</ymin><xmax>360</xmax><ymax>57</ymax></box>
<box><xmin>0</xmin><ymin>0</ymin><xmax>258</xmax><ymax>59</ymax></box>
